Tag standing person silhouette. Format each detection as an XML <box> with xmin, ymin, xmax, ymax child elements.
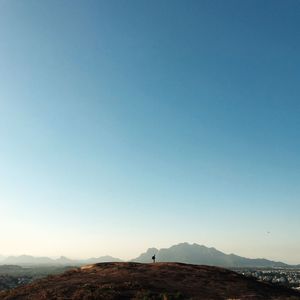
<box><xmin>152</xmin><ymin>254</ymin><xmax>156</xmax><ymax>263</ymax></box>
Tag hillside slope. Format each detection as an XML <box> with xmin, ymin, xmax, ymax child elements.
<box><xmin>1</xmin><ymin>262</ymin><xmax>299</xmax><ymax>300</ymax></box>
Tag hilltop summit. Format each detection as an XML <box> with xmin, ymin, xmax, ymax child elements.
<box><xmin>1</xmin><ymin>262</ymin><xmax>299</xmax><ymax>299</ymax></box>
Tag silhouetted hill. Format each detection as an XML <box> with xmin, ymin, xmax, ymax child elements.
<box><xmin>2</xmin><ymin>255</ymin><xmax>54</xmax><ymax>265</ymax></box>
<box><xmin>132</xmin><ymin>243</ymin><xmax>289</xmax><ymax>267</ymax></box>
<box><xmin>1</xmin><ymin>262</ymin><xmax>299</xmax><ymax>299</ymax></box>
<box><xmin>1</xmin><ymin>255</ymin><xmax>122</xmax><ymax>266</ymax></box>
<box><xmin>84</xmin><ymin>255</ymin><xmax>122</xmax><ymax>264</ymax></box>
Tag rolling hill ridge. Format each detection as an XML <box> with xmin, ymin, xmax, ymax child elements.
<box><xmin>1</xmin><ymin>262</ymin><xmax>299</xmax><ymax>300</ymax></box>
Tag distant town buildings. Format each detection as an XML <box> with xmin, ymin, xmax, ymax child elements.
<box><xmin>233</xmin><ymin>268</ymin><xmax>300</xmax><ymax>290</ymax></box>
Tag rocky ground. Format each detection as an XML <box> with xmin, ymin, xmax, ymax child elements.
<box><xmin>1</xmin><ymin>262</ymin><xmax>300</xmax><ymax>299</ymax></box>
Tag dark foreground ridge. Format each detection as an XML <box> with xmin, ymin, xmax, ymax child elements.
<box><xmin>0</xmin><ymin>262</ymin><xmax>299</xmax><ymax>300</ymax></box>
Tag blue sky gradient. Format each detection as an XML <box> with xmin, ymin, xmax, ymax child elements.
<box><xmin>0</xmin><ymin>0</ymin><xmax>299</xmax><ymax>262</ymax></box>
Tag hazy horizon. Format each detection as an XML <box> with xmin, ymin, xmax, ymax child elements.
<box><xmin>1</xmin><ymin>0</ymin><xmax>299</xmax><ymax>264</ymax></box>
<box><xmin>0</xmin><ymin>241</ymin><xmax>299</xmax><ymax>265</ymax></box>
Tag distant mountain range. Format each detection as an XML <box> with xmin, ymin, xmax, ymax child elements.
<box><xmin>0</xmin><ymin>255</ymin><xmax>121</xmax><ymax>266</ymax></box>
<box><xmin>131</xmin><ymin>243</ymin><xmax>294</xmax><ymax>268</ymax></box>
<box><xmin>0</xmin><ymin>243</ymin><xmax>297</xmax><ymax>267</ymax></box>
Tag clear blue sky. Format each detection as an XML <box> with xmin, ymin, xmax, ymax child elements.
<box><xmin>0</xmin><ymin>0</ymin><xmax>299</xmax><ymax>263</ymax></box>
